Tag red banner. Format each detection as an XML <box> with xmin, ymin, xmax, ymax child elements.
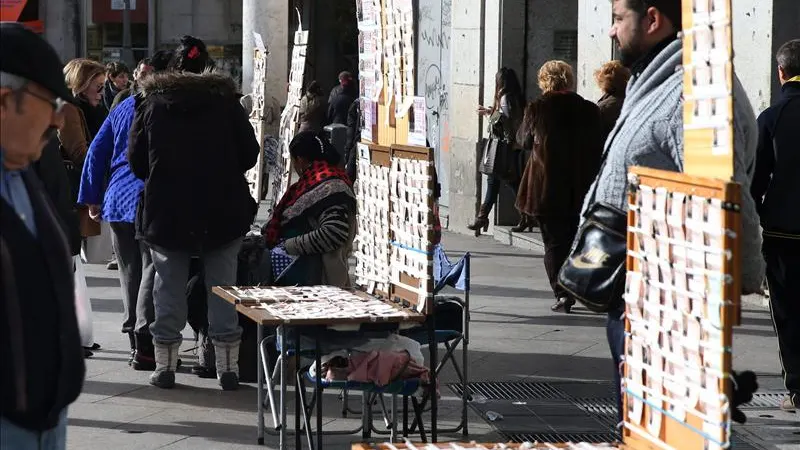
<box><xmin>0</xmin><ymin>0</ymin><xmax>27</xmax><ymax>22</ymax></box>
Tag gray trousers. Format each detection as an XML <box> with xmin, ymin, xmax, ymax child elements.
<box><xmin>110</xmin><ymin>222</ymin><xmax>155</xmax><ymax>335</ymax></box>
<box><xmin>150</xmin><ymin>238</ymin><xmax>243</xmax><ymax>345</ymax></box>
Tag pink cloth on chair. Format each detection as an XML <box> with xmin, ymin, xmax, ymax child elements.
<box><xmin>346</xmin><ymin>350</ymin><xmax>430</xmax><ymax>386</ymax></box>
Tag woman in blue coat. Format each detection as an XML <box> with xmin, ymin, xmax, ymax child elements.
<box><xmin>78</xmin><ymin>51</ymin><xmax>172</xmax><ymax>370</ymax></box>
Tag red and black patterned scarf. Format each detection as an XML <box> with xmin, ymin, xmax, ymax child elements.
<box><xmin>263</xmin><ymin>160</ymin><xmax>353</xmax><ymax>247</ymax></box>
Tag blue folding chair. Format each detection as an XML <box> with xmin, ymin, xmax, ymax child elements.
<box><xmin>397</xmin><ymin>243</ymin><xmax>471</xmax><ymax>437</ymax></box>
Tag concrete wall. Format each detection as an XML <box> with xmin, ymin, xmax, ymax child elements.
<box><xmin>41</xmin><ymin>0</ymin><xmax>78</xmax><ymax>62</ymax></box>
<box><xmin>158</xmin><ymin>0</ymin><xmax>242</xmax><ymax>46</ymax></box>
<box><xmin>732</xmin><ymin>1</ymin><xmax>774</xmax><ymax>113</ymax></box>
<box><xmin>417</xmin><ymin>0</ymin><xmax>452</xmax><ymax>214</ymax></box>
<box><xmin>525</xmin><ymin>0</ymin><xmax>579</xmax><ymax>98</ymax></box>
<box><xmin>576</xmin><ymin>0</ymin><xmax>611</xmax><ymax>101</ymax></box>
<box><xmin>448</xmin><ymin>0</ymin><xmax>485</xmax><ymax>233</ymax></box>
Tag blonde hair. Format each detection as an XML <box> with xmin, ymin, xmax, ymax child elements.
<box><xmin>537</xmin><ymin>60</ymin><xmax>575</xmax><ymax>94</ymax></box>
<box><xmin>594</xmin><ymin>60</ymin><xmax>631</xmax><ymax>96</ymax></box>
<box><xmin>63</xmin><ymin>58</ymin><xmax>106</xmax><ymax>96</ymax></box>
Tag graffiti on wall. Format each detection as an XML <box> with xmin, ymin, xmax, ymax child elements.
<box><xmin>417</xmin><ymin>0</ymin><xmax>451</xmax><ymax>207</ymax></box>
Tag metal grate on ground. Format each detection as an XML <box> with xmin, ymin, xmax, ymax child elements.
<box><xmin>499</xmin><ymin>432</ymin><xmax>618</xmax><ymax>444</ymax></box>
<box><xmin>740</xmin><ymin>392</ymin><xmax>787</xmax><ymax>409</ymax></box>
<box><xmin>449</xmin><ymin>381</ymin><xmax>569</xmax><ymax>400</ymax></box>
<box><xmin>451</xmin><ymin>381</ymin><xmax>774</xmax><ymax>450</ymax></box>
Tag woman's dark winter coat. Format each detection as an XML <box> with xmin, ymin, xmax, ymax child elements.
<box><xmin>128</xmin><ymin>71</ymin><xmax>260</xmax><ymax>253</ymax></box>
<box><xmin>297</xmin><ymin>92</ymin><xmax>327</xmax><ymax>133</ymax></box>
<box><xmin>597</xmin><ymin>92</ymin><xmax>625</xmax><ymax>143</ymax></box>
<box><xmin>516</xmin><ymin>91</ymin><xmax>603</xmax><ymax>218</ymax></box>
<box><xmin>34</xmin><ymin>137</ymin><xmax>82</xmax><ymax>255</ymax></box>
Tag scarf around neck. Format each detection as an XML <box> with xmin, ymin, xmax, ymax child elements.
<box><xmin>263</xmin><ymin>160</ymin><xmax>354</xmax><ymax>247</ymax></box>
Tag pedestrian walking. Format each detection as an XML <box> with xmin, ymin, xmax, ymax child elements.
<box><xmin>297</xmin><ymin>80</ymin><xmax>327</xmax><ymax>133</ymax></box>
<box><xmin>102</xmin><ymin>61</ymin><xmax>130</xmax><ymax>112</ymax></box>
<box><xmin>594</xmin><ymin>60</ymin><xmax>630</xmax><ymax>142</ymax></box>
<box><xmin>468</xmin><ymin>67</ymin><xmax>525</xmax><ymax>235</ymax></box>
<box><xmin>78</xmin><ymin>50</ymin><xmax>174</xmax><ymax>372</ymax></box>
<box><xmin>328</xmin><ymin>71</ymin><xmax>357</xmax><ymax>125</ymax></box>
<box><xmin>128</xmin><ymin>35</ymin><xmax>260</xmax><ymax>390</ymax></box>
<box><xmin>750</xmin><ymin>38</ymin><xmax>800</xmax><ymax>411</ymax></box>
<box><xmin>515</xmin><ymin>60</ymin><xmax>604</xmax><ymax>313</ymax></box>
<box><xmin>585</xmin><ymin>0</ymin><xmax>765</xmax><ymax>419</ymax></box>
<box><xmin>0</xmin><ymin>22</ymin><xmax>86</xmax><ymax>450</ymax></box>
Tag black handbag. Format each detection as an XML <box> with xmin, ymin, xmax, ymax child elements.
<box><xmin>557</xmin><ymin>201</ymin><xmax>627</xmax><ymax>313</ymax></box>
<box><xmin>478</xmin><ymin>138</ymin><xmax>508</xmax><ymax>176</ymax></box>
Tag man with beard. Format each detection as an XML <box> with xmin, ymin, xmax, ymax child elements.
<box><xmin>0</xmin><ymin>23</ymin><xmax>86</xmax><ymax>449</ymax></box>
<box><xmin>581</xmin><ymin>0</ymin><xmax>764</xmax><ymax>418</ymax></box>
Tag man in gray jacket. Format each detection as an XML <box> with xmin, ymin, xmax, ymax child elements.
<box><xmin>588</xmin><ymin>0</ymin><xmax>765</xmax><ymax>419</ymax></box>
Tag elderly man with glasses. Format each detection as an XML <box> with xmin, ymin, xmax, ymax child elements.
<box><xmin>0</xmin><ymin>23</ymin><xmax>86</xmax><ymax>450</ymax></box>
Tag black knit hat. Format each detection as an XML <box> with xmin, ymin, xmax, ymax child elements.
<box><xmin>0</xmin><ymin>23</ymin><xmax>75</xmax><ymax>103</ymax></box>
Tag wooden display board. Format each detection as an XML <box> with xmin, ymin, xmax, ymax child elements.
<box><xmin>357</xmin><ymin>0</ymin><xmax>415</xmax><ymax>147</ymax></box>
<box><xmin>245</xmin><ymin>37</ymin><xmax>268</xmax><ymax>202</ymax></box>
<box><xmin>389</xmin><ymin>144</ymin><xmax>435</xmax><ymax>314</ymax></box>
<box><xmin>681</xmin><ymin>0</ymin><xmax>734</xmax><ymax>179</ymax></box>
<box><xmin>353</xmin><ymin>143</ymin><xmax>435</xmax><ymax>315</ymax></box>
<box><xmin>272</xmin><ymin>18</ymin><xmax>309</xmax><ymax>207</ymax></box>
<box><xmin>354</xmin><ymin>144</ymin><xmax>393</xmax><ymax>299</ymax></box>
<box><xmin>622</xmin><ymin>167</ymin><xmax>740</xmax><ymax>450</ymax></box>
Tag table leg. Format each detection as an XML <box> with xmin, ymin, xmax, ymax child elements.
<box><xmin>279</xmin><ymin>326</ymin><xmax>287</xmax><ymax>450</ymax></box>
<box><xmin>428</xmin><ymin>317</ymin><xmax>438</xmax><ymax>442</ymax></box>
<box><xmin>295</xmin><ymin>330</ymin><xmax>301</xmax><ymax>450</ymax></box>
<box><xmin>257</xmin><ymin>324</ymin><xmax>265</xmax><ymax>445</ymax></box>
<box><xmin>315</xmin><ymin>335</ymin><xmax>323</xmax><ymax>450</ymax></box>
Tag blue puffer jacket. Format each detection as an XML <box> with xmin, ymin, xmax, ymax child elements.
<box><xmin>78</xmin><ymin>95</ymin><xmax>143</xmax><ymax>224</ymax></box>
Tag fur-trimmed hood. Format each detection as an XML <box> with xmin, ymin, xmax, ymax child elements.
<box><xmin>138</xmin><ymin>70</ymin><xmax>238</xmax><ymax>108</ymax></box>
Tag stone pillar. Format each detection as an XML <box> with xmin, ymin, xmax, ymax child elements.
<box><xmin>732</xmin><ymin>1</ymin><xmax>775</xmax><ymax>113</ymax></box>
<box><xmin>494</xmin><ymin>0</ymin><xmax>527</xmax><ymax>226</ymax></box>
<box><xmin>576</xmin><ymin>0</ymin><xmax>612</xmax><ymax>101</ymax></box>
<box><xmin>41</xmin><ymin>0</ymin><xmax>78</xmax><ymax>61</ymax></box>
<box><xmin>448</xmin><ymin>0</ymin><xmax>486</xmax><ymax>234</ymax></box>
<box><xmin>242</xmin><ymin>0</ymin><xmax>289</xmax><ymax>108</ymax></box>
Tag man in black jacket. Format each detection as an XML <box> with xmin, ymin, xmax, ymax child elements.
<box><xmin>751</xmin><ymin>39</ymin><xmax>800</xmax><ymax>412</ymax></box>
<box><xmin>0</xmin><ymin>23</ymin><xmax>85</xmax><ymax>449</ymax></box>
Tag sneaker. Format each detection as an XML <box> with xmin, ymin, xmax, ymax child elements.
<box><xmin>780</xmin><ymin>393</ymin><xmax>797</xmax><ymax>411</ymax></box>
<box><xmin>106</xmin><ymin>259</ymin><xmax>118</xmax><ymax>270</ymax></box>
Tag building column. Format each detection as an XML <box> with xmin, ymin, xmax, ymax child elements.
<box><xmin>576</xmin><ymin>0</ymin><xmax>612</xmax><ymax>101</ymax></box>
<box><xmin>732</xmin><ymin>1</ymin><xmax>775</xmax><ymax>113</ymax></box>
<box><xmin>448</xmin><ymin>0</ymin><xmax>487</xmax><ymax>234</ymax></box>
<box><xmin>41</xmin><ymin>0</ymin><xmax>78</xmax><ymax>61</ymax></box>
<box><xmin>242</xmin><ymin>0</ymin><xmax>289</xmax><ymax>109</ymax></box>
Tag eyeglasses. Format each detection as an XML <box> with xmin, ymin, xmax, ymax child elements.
<box><xmin>21</xmin><ymin>87</ymin><xmax>67</xmax><ymax>115</ymax></box>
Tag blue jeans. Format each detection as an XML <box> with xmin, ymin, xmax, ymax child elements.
<box><xmin>606</xmin><ymin>308</ymin><xmax>625</xmax><ymax>423</ymax></box>
<box><xmin>0</xmin><ymin>409</ymin><xmax>68</xmax><ymax>450</ymax></box>
<box><xmin>150</xmin><ymin>239</ymin><xmax>243</xmax><ymax>345</ymax></box>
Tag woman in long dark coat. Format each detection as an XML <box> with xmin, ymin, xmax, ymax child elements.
<box><xmin>515</xmin><ymin>60</ymin><xmax>604</xmax><ymax>313</ymax></box>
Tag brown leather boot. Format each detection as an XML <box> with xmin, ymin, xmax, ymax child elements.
<box><xmin>510</xmin><ymin>214</ymin><xmax>536</xmax><ymax>232</ymax></box>
<box><xmin>467</xmin><ymin>205</ymin><xmax>491</xmax><ymax>236</ymax></box>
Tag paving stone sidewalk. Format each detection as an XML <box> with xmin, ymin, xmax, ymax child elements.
<box><xmin>68</xmin><ymin>231</ymin><xmax>798</xmax><ymax>449</ymax></box>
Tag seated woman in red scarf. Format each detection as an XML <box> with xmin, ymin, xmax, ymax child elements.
<box><xmin>262</xmin><ymin>131</ymin><xmax>356</xmax><ymax>287</ymax></box>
